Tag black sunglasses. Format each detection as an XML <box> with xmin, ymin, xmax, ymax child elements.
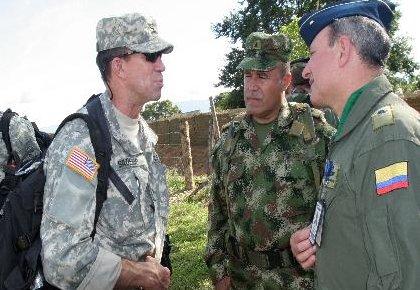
<box><xmin>143</xmin><ymin>52</ymin><xmax>163</xmax><ymax>63</ymax></box>
<box><xmin>119</xmin><ymin>51</ymin><xmax>162</xmax><ymax>63</ymax></box>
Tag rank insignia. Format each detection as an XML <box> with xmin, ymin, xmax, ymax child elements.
<box><xmin>375</xmin><ymin>162</ymin><xmax>408</xmax><ymax>195</ymax></box>
<box><xmin>66</xmin><ymin>147</ymin><xmax>99</xmax><ymax>181</ymax></box>
<box><xmin>322</xmin><ymin>159</ymin><xmax>340</xmax><ymax>188</ymax></box>
<box><xmin>371</xmin><ymin>105</ymin><xmax>395</xmax><ymax>130</ymax></box>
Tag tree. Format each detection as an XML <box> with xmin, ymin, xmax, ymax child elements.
<box><xmin>212</xmin><ymin>0</ymin><xmax>335</xmax><ymax>109</ymax></box>
<box><xmin>213</xmin><ymin>0</ymin><xmax>419</xmax><ymax>110</ymax></box>
<box><xmin>142</xmin><ymin>100</ymin><xmax>181</xmax><ymax>122</ymax></box>
<box><xmin>386</xmin><ymin>10</ymin><xmax>420</xmax><ymax>93</ymax></box>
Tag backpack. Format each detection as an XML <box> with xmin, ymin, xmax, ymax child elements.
<box><xmin>0</xmin><ymin>110</ymin><xmax>52</xmax><ymax>209</ymax></box>
<box><xmin>0</xmin><ymin>95</ymin><xmax>124</xmax><ymax>290</ymax></box>
<box><xmin>0</xmin><ymin>109</ymin><xmax>52</xmax><ymax>167</ymax></box>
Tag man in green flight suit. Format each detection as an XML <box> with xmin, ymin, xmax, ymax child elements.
<box><xmin>288</xmin><ymin>58</ymin><xmax>339</xmax><ymax>128</ymax></box>
<box><xmin>290</xmin><ymin>1</ymin><xmax>420</xmax><ymax>289</ymax></box>
<box><xmin>205</xmin><ymin>31</ymin><xmax>335</xmax><ymax>289</ymax></box>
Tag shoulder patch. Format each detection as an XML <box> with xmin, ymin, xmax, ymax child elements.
<box><xmin>65</xmin><ymin>147</ymin><xmax>99</xmax><ymax>182</ymax></box>
<box><xmin>289</xmin><ymin>101</ymin><xmax>310</xmax><ymax>112</ymax></box>
<box><xmin>375</xmin><ymin>162</ymin><xmax>408</xmax><ymax>195</ymax></box>
<box><xmin>371</xmin><ymin>105</ymin><xmax>395</xmax><ymax>130</ymax></box>
<box><xmin>310</xmin><ymin>108</ymin><xmax>324</xmax><ymax>119</ymax></box>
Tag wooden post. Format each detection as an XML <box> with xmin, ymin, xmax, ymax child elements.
<box><xmin>209</xmin><ymin>96</ymin><xmax>220</xmax><ymax>142</ymax></box>
<box><xmin>181</xmin><ymin>120</ymin><xmax>194</xmax><ymax>190</ymax></box>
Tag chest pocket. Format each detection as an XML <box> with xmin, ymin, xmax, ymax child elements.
<box><xmin>100</xmin><ymin>155</ymin><xmax>151</xmax><ymax>239</ymax></box>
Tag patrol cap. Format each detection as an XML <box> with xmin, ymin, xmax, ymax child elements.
<box><xmin>291</xmin><ymin>57</ymin><xmax>309</xmax><ymax>86</ymax></box>
<box><xmin>299</xmin><ymin>0</ymin><xmax>395</xmax><ymax>46</ymax></box>
<box><xmin>237</xmin><ymin>32</ymin><xmax>292</xmax><ymax>71</ymax></box>
<box><xmin>96</xmin><ymin>13</ymin><xmax>173</xmax><ymax>54</ymax></box>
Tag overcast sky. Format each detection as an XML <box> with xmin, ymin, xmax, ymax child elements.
<box><xmin>0</xmin><ymin>0</ymin><xmax>418</xmax><ymax>131</ymax></box>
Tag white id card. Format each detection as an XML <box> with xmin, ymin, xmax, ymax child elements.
<box><xmin>309</xmin><ymin>200</ymin><xmax>325</xmax><ymax>246</ymax></box>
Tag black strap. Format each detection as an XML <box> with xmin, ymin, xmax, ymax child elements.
<box><xmin>54</xmin><ymin>95</ymin><xmax>134</xmax><ymax>239</ymax></box>
<box><xmin>54</xmin><ymin>111</ymin><xmax>107</xmax><ymax>239</ymax></box>
<box><xmin>109</xmin><ymin>168</ymin><xmax>135</xmax><ymax>204</ymax></box>
<box><xmin>227</xmin><ymin>236</ymin><xmax>296</xmax><ymax>269</ymax></box>
<box><xmin>1</xmin><ymin>109</ymin><xmax>18</xmax><ymax>163</ymax></box>
<box><xmin>85</xmin><ymin>95</ymin><xmax>134</xmax><ymax>239</ymax></box>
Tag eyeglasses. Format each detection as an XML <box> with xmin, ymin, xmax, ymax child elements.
<box><xmin>143</xmin><ymin>52</ymin><xmax>163</xmax><ymax>63</ymax></box>
<box><xmin>118</xmin><ymin>51</ymin><xmax>162</xmax><ymax>63</ymax></box>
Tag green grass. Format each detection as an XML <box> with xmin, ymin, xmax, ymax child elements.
<box><xmin>166</xmin><ymin>169</ymin><xmax>213</xmax><ymax>290</ymax></box>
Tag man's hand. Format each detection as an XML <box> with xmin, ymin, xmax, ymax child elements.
<box><xmin>290</xmin><ymin>226</ymin><xmax>316</xmax><ymax>270</ymax></box>
<box><xmin>215</xmin><ymin>276</ymin><xmax>231</xmax><ymax>290</ymax></box>
<box><xmin>115</xmin><ymin>256</ymin><xmax>171</xmax><ymax>290</ymax></box>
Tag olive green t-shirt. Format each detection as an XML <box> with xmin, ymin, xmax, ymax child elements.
<box><xmin>253</xmin><ymin>119</ymin><xmax>276</xmax><ymax>146</ymax></box>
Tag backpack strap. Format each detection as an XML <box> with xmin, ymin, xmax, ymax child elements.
<box><xmin>31</xmin><ymin>121</ymin><xmax>52</xmax><ymax>151</ymax></box>
<box><xmin>54</xmin><ymin>111</ymin><xmax>109</xmax><ymax>239</ymax></box>
<box><xmin>0</xmin><ymin>109</ymin><xmax>19</xmax><ymax>165</ymax></box>
<box><xmin>85</xmin><ymin>95</ymin><xmax>135</xmax><ymax>239</ymax></box>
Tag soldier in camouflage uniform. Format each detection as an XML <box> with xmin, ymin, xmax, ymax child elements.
<box><xmin>288</xmin><ymin>59</ymin><xmax>338</xmax><ymax>128</ymax></box>
<box><xmin>204</xmin><ymin>32</ymin><xmax>335</xmax><ymax>290</ymax></box>
<box><xmin>0</xmin><ymin>111</ymin><xmax>41</xmax><ymax>183</ymax></box>
<box><xmin>40</xmin><ymin>13</ymin><xmax>173</xmax><ymax>290</ymax></box>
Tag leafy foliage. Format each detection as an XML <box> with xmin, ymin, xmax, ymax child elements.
<box><xmin>279</xmin><ymin>18</ymin><xmax>309</xmax><ymax>61</ymax></box>
<box><xmin>142</xmin><ymin>100</ymin><xmax>181</xmax><ymax>122</ymax></box>
<box><xmin>386</xmin><ymin>11</ymin><xmax>420</xmax><ymax>93</ymax></box>
<box><xmin>214</xmin><ymin>89</ymin><xmax>245</xmax><ymax>110</ymax></box>
<box><xmin>213</xmin><ymin>0</ymin><xmax>419</xmax><ymax>110</ymax></box>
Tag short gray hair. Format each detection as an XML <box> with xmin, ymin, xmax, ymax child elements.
<box><xmin>328</xmin><ymin>16</ymin><xmax>391</xmax><ymax>68</ymax></box>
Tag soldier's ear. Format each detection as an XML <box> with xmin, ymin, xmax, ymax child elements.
<box><xmin>281</xmin><ymin>72</ymin><xmax>292</xmax><ymax>91</ymax></box>
<box><xmin>337</xmin><ymin>35</ymin><xmax>352</xmax><ymax>67</ymax></box>
<box><xmin>110</xmin><ymin>57</ymin><xmax>126</xmax><ymax>79</ymax></box>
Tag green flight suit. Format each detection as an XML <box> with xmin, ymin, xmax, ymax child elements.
<box><xmin>315</xmin><ymin>75</ymin><xmax>420</xmax><ymax>289</ymax></box>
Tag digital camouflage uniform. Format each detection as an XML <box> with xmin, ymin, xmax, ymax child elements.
<box><xmin>205</xmin><ymin>98</ymin><xmax>335</xmax><ymax>289</ymax></box>
<box><xmin>289</xmin><ymin>61</ymin><xmax>339</xmax><ymax>128</ymax></box>
<box><xmin>40</xmin><ymin>92</ymin><xmax>169</xmax><ymax>289</ymax></box>
<box><xmin>41</xmin><ymin>13</ymin><xmax>173</xmax><ymax>290</ymax></box>
<box><xmin>0</xmin><ymin>111</ymin><xmax>41</xmax><ymax>183</ymax></box>
<box><xmin>205</xmin><ymin>31</ymin><xmax>336</xmax><ymax>290</ymax></box>
<box><xmin>288</xmin><ymin>90</ymin><xmax>338</xmax><ymax>129</ymax></box>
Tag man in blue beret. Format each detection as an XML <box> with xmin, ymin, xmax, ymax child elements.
<box><xmin>290</xmin><ymin>0</ymin><xmax>420</xmax><ymax>289</ymax></box>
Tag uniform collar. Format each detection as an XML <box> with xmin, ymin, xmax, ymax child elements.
<box><xmin>333</xmin><ymin>74</ymin><xmax>393</xmax><ymax>142</ymax></box>
<box><xmin>100</xmin><ymin>92</ymin><xmax>158</xmax><ymax>154</ymax></box>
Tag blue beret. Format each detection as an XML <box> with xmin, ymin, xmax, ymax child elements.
<box><xmin>299</xmin><ymin>0</ymin><xmax>395</xmax><ymax>46</ymax></box>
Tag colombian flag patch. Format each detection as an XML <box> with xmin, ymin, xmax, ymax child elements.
<box><xmin>65</xmin><ymin>147</ymin><xmax>99</xmax><ymax>182</ymax></box>
<box><xmin>375</xmin><ymin>162</ymin><xmax>408</xmax><ymax>196</ymax></box>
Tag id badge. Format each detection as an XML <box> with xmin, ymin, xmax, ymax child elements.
<box><xmin>309</xmin><ymin>200</ymin><xmax>326</xmax><ymax>247</ymax></box>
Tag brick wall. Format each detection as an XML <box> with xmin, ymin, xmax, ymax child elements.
<box><xmin>404</xmin><ymin>91</ymin><xmax>420</xmax><ymax>112</ymax></box>
<box><xmin>150</xmin><ymin>92</ymin><xmax>419</xmax><ymax>176</ymax></box>
<box><xmin>149</xmin><ymin>108</ymin><xmax>245</xmax><ymax>175</ymax></box>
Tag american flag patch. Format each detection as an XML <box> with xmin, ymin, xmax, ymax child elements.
<box><xmin>65</xmin><ymin>147</ymin><xmax>99</xmax><ymax>181</ymax></box>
